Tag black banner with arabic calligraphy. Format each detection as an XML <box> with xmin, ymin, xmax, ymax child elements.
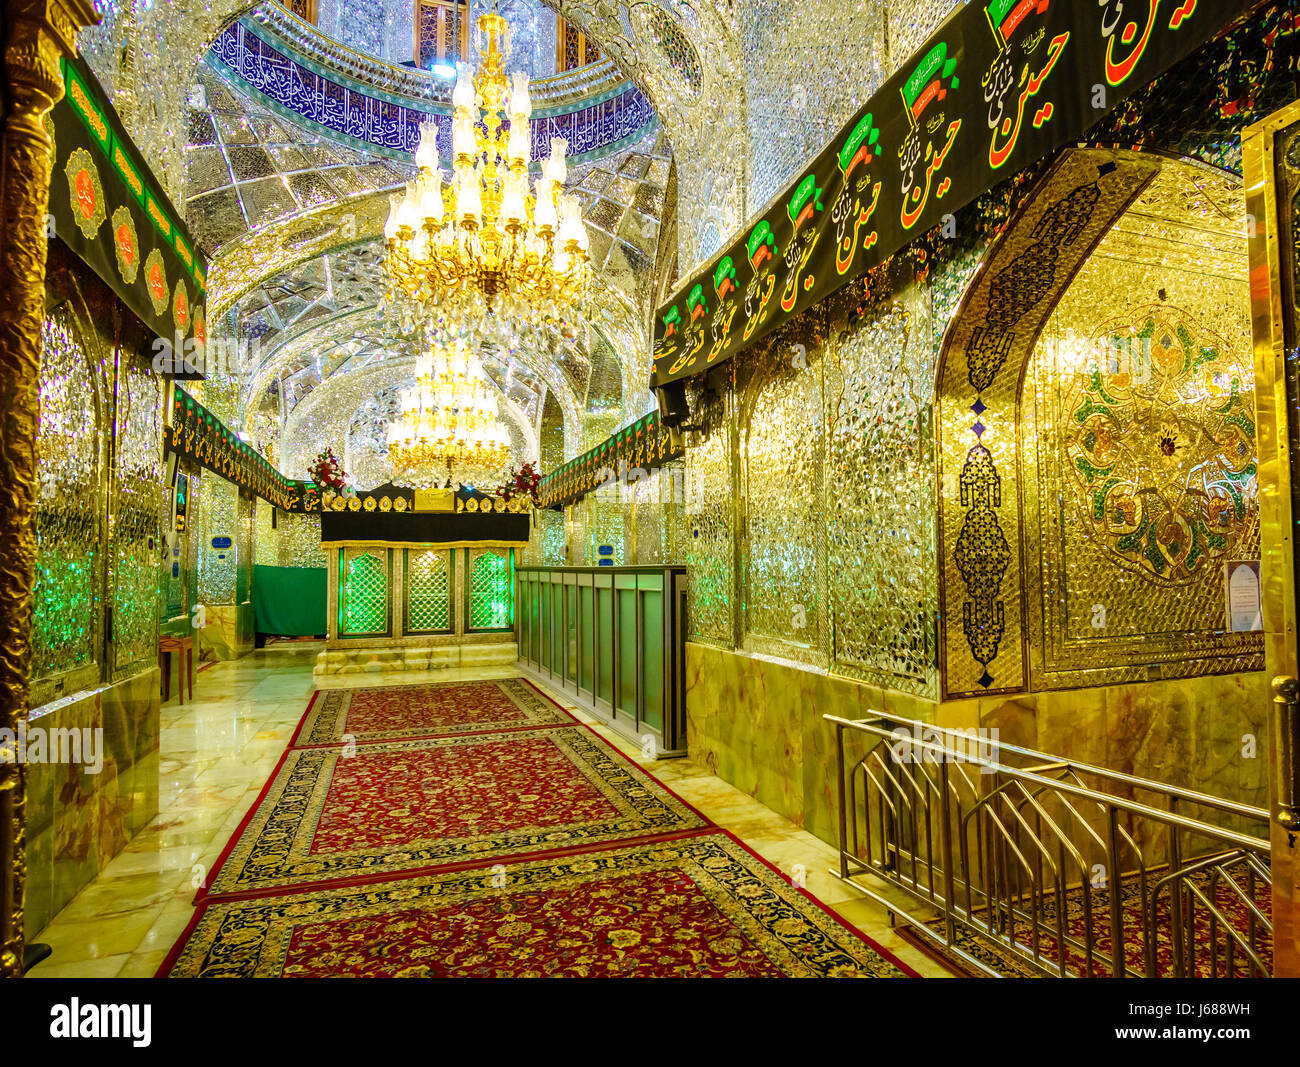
<box><xmin>168</xmin><ymin>388</ymin><xmax>303</xmax><ymax>510</ymax></box>
<box><xmin>48</xmin><ymin>55</ymin><xmax>210</xmax><ymax>378</ymax></box>
<box><xmin>650</xmin><ymin>0</ymin><xmax>1259</xmax><ymax>387</ymax></box>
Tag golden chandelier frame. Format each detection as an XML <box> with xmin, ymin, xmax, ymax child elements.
<box><xmin>387</xmin><ymin>333</ymin><xmax>513</xmax><ymax>490</ymax></box>
<box><xmin>383</xmin><ymin>11</ymin><xmax>591</xmax><ymax>332</ymax></box>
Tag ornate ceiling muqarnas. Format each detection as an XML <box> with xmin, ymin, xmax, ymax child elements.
<box><xmin>72</xmin><ymin>0</ymin><xmax>968</xmax><ymax>493</ymax></box>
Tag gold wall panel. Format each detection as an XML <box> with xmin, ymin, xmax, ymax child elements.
<box><xmin>627</xmin><ymin>470</ymin><xmax>664</xmax><ymax>565</ymax></box>
<box><xmin>539</xmin><ymin>507</ymin><xmax>566</xmax><ymax>565</ymax></box>
<box><xmin>277</xmin><ymin>511</ymin><xmax>329</xmax><ymax>569</ymax></box>
<box><xmin>936</xmin><ymin>148</ymin><xmax>1161</xmax><ymax>698</ymax></box>
<box><xmin>583</xmin><ymin>490</ymin><xmax>626</xmax><ymax>566</ymax></box>
<box><xmin>197</xmin><ymin>475</ymin><xmax>238</xmax><ymax>605</ymax></box>
<box><xmin>1025</xmin><ymin>160</ymin><xmax>1262</xmax><ymax>687</ymax></box>
<box><xmin>33</xmin><ymin>308</ymin><xmax>105</xmax><ymax>692</ymax></box>
<box><xmin>684</xmin><ymin>380</ymin><xmax>736</xmax><ymax>647</ymax></box>
<box><xmin>739</xmin><ymin>321</ymin><xmax>827</xmax><ymax>666</ymax></box>
<box><xmin>1243</xmin><ymin>97</ymin><xmax>1300</xmax><ymax>980</ymax></box>
<box><xmin>109</xmin><ymin>354</ymin><xmax>164</xmax><ymax>678</ymax></box>
<box><xmin>565</xmin><ymin>502</ymin><xmax>586</xmax><ymax>565</ymax></box>
<box><xmin>826</xmin><ymin>287</ymin><xmax>940</xmax><ymax>697</ymax></box>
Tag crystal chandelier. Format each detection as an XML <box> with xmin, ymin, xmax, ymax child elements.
<box><xmin>383</xmin><ymin>11</ymin><xmax>591</xmax><ymax>334</ymax></box>
<box><xmin>387</xmin><ymin>335</ymin><xmax>512</xmax><ymax>490</ymax></box>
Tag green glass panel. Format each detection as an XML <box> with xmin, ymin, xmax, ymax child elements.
<box><xmin>407</xmin><ymin>550</ymin><xmax>450</xmax><ymax>632</ymax></box>
<box><xmin>596</xmin><ymin>585</ymin><xmax>613</xmax><ymax>705</ymax></box>
<box><xmin>617</xmin><ymin>587</ymin><xmax>637</xmax><ymax>717</ymax></box>
<box><xmin>565</xmin><ymin>583</ymin><xmax>578</xmax><ymax>682</ymax></box>
<box><xmin>343</xmin><ymin>552</ymin><xmax>387</xmax><ymax>634</ymax></box>
<box><xmin>641</xmin><ymin>589</ymin><xmax>663</xmax><ymax>730</ymax></box>
<box><xmin>541</xmin><ymin>581</ymin><xmax>552</xmax><ymax>669</ymax></box>
<box><xmin>550</xmin><ymin>581</ymin><xmax>563</xmax><ymax>672</ymax></box>
<box><xmin>518</xmin><ymin>575</ymin><xmax>529</xmax><ymax>657</ymax></box>
<box><xmin>337</xmin><ymin>548</ymin><xmax>345</xmax><ymax>634</ymax></box>
<box><xmin>468</xmin><ymin>551</ymin><xmax>510</xmax><ymax>629</ymax></box>
<box><xmin>554</xmin><ymin>585</ymin><xmax>563</xmax><ymax>673</ymax></box>
<box><xmin>579</xmin><ymin>585</ymin><xmax>595</xmax><ymax>692</ymax></box>
<box><xmin>529</xmin><ymin>578</ymin><xmax>541</xmax><ymax>664</ymax></box>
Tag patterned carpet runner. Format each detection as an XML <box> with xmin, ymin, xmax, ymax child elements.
<box><xmin>200</xmin><ymin>726</ymin><xmax>708</xmax><ymax>898</ymax></box>
<box><xmin>290</xmin><ymin>678</ymin><xmax>578</xmax><ymax>746</ymax></box>
<box><xmin>164</xmin><ymin>833</ymin><xmax>913</xmax><ymax>978</ymax></box>
<box><xmin>163</xmin><ymin>678</ymin><xmax>914</xmax><ymax>978</ymax></box>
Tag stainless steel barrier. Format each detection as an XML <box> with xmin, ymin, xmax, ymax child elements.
<box><xmin>827</xmin><ymin>712</ymin><xmax>1273</xmax><ymax>977</ymax></box>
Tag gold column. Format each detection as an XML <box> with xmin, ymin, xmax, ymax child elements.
<box><xmin>0</xmin><ymin>0</ymin><xmax>97</xmax><ymax>978</ymax></box>
<box><xmin>1244</xmin><ymin>100</ymin><xmax>1300</xmax><ymax>980</ymax></box>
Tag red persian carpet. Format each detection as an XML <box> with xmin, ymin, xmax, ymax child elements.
<box><xmin>200</xmin><ymin>725</ymin><xmax>710</xmax><ymax>899</ymax></box>
<box><xmin>162</xmin><ymin>832</ymin><xmax>918</xmax><ymax>978</ymax></box>
<box><xmin>289</xmin><ymin>678</ymin><xmax>577</xmax><ymax>747</ymax></box>
<box><xmin>166</xmin><ymin>679</ymin><xmax>915</xmax><ymax>977</ymax></box>
<box><xmin>897</xmin><ymin>871</ymin><xmax>1273</xmax><ymax>978</ymax></box>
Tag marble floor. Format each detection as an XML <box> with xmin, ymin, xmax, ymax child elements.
<box><xmin>25</xmin><ymin>646</ymin><xmax>953</xmax><ymax>978</ymax></box>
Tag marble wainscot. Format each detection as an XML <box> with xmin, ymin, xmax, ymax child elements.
<box><xmin>684</xmin><ymin>642</ymin><xmax>1271</xmax><ymax>854</ymax></box>
<box><xmin>199</xmin><ymin>603</ymin><xmax>255</xmax><ymax>661</ymax></box>
<box><xmin>23</xmin><ymin>667</ymin><xmax>161</xmax><ymax>937</ymax></box>
<box><xmin>313</xmin><ymin>485</ymin><xmax>527</xmax><ymax>680</ymax></box>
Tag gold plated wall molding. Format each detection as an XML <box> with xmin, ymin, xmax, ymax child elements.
<box><xmin>0</xmin><ymin>0</ymin><xmax>99</xmax><ymax>980</ymax></box>
<box><xmin>1243</xmin><ymin>99</ymin><xmax>1300</xmax><ymax>978</ymax></box>
<box><xmin>935</xmin><ymin>148</ymin><xmax>1160</xmax><ymax>699</ymax></box>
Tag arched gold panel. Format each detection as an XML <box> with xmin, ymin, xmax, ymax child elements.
<box><xmin>936</xmin><ymin>148</ymin><xmax>1161</xmax><ymax>698</ymax></box>
<box><xmin>938</xmin><ymin>146</ymin><xmax>1263</xmax><ymax>699</ymax></box>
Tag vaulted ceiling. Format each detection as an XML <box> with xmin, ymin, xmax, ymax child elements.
<box><xmin>76</xmin><ymin>0</ymin><xmax>961</xmax><ymax>484</ymax></box>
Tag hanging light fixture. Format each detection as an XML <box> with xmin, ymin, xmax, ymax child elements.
<box><xmin>386</xmin><ymin>334</ymin><xmax>512</xmax><ymax>490</ymax></box>
<box><xmin>383</xmin><ymin>11</ymin><xmax>591</xmax><ymax>335</ymax></box>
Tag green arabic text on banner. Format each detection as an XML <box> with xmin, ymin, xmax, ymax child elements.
<box><xmin>650</xmin><ymin>0</ymin><xmax>1258</xmax><ymax>387</ymax></box>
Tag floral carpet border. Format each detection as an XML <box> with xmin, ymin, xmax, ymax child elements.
<box><xmin>161</xmin><ymin>830</ymin><xmax>919</xmax><ymax>978</ymax></box>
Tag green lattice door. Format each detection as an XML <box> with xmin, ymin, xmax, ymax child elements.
<box><xmin>339</xmin><ymin>549</ymin><xmax>390</xmax><ymax>636</ymax></box>
<box><xmin>465</xmin><ymin>549</ymin><xmax>513</xmax><ymax>632</ymax></box>
<box><xmin>404</xmin><ymin>549</ymin><xmax>453</xmax><ymax>634</ymax></box>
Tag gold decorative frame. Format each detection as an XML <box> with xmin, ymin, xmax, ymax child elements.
<box><xmin>1243</xmin><ymin>99</ymin><xmax>1300</xmax><ymax>978</ymax></box>
<box><xmin>172</xmin><ymin>277</ymin><xmax>189</xmax><ymax>333</ymax></box>
<box><xmin>0</xmin><ymin>0</ymin><xmax>102</xmax><ymax>980</ymax></box>
<box><xmin>935</xmin><ymin>148</ymin><xmax>1162</xmax><ymax>698</ymax></box>
<box><xmin>110</xmin><ymin>203</ymin><xmax>138</xmax><ymax>283</ymax></box>
<box><xmin>63</xmin><ymin>145</ymin><xmax>104</xmax><ymax>238</ymax></box>
<box><xmin>144</xmin><ymin>246</ymin><xmax>167</xmax><ymax>315</ymax></box>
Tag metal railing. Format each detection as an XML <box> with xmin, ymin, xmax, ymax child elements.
<box><xmin>516</xmin><ymin>566</ymin><xmax>688</xmax><ymax>756</ymax></box>
<box><xmin>827</xmin><ymin>712</ymin><xmax>1273</xmax><ymax>977</ymax></box>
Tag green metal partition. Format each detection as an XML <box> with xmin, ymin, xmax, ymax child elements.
<box><xmin>516</xmin><ymin>566</ymin><xmax>687</xmax><ymax>756</ymax></box>
<box><xmin>339</xmin><ymin>548</ymin><xmax>392</xmax><ymax>638</ymax></box>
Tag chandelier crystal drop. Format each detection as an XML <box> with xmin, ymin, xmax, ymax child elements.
<box><xmin>382</xmin><ymin>11</ymin><xmax>591</xmax><ymax>333</ymax></box>
<box><xmin>386</xmin><ymin>334</ymin><xmax>512</xmax><ymax>490</ymax></box>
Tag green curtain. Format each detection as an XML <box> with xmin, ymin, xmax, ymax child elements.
<box><xmin>253</xmin><ymin>565</ymin><xmax>327</xmax><ymax>636</ymax></box>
